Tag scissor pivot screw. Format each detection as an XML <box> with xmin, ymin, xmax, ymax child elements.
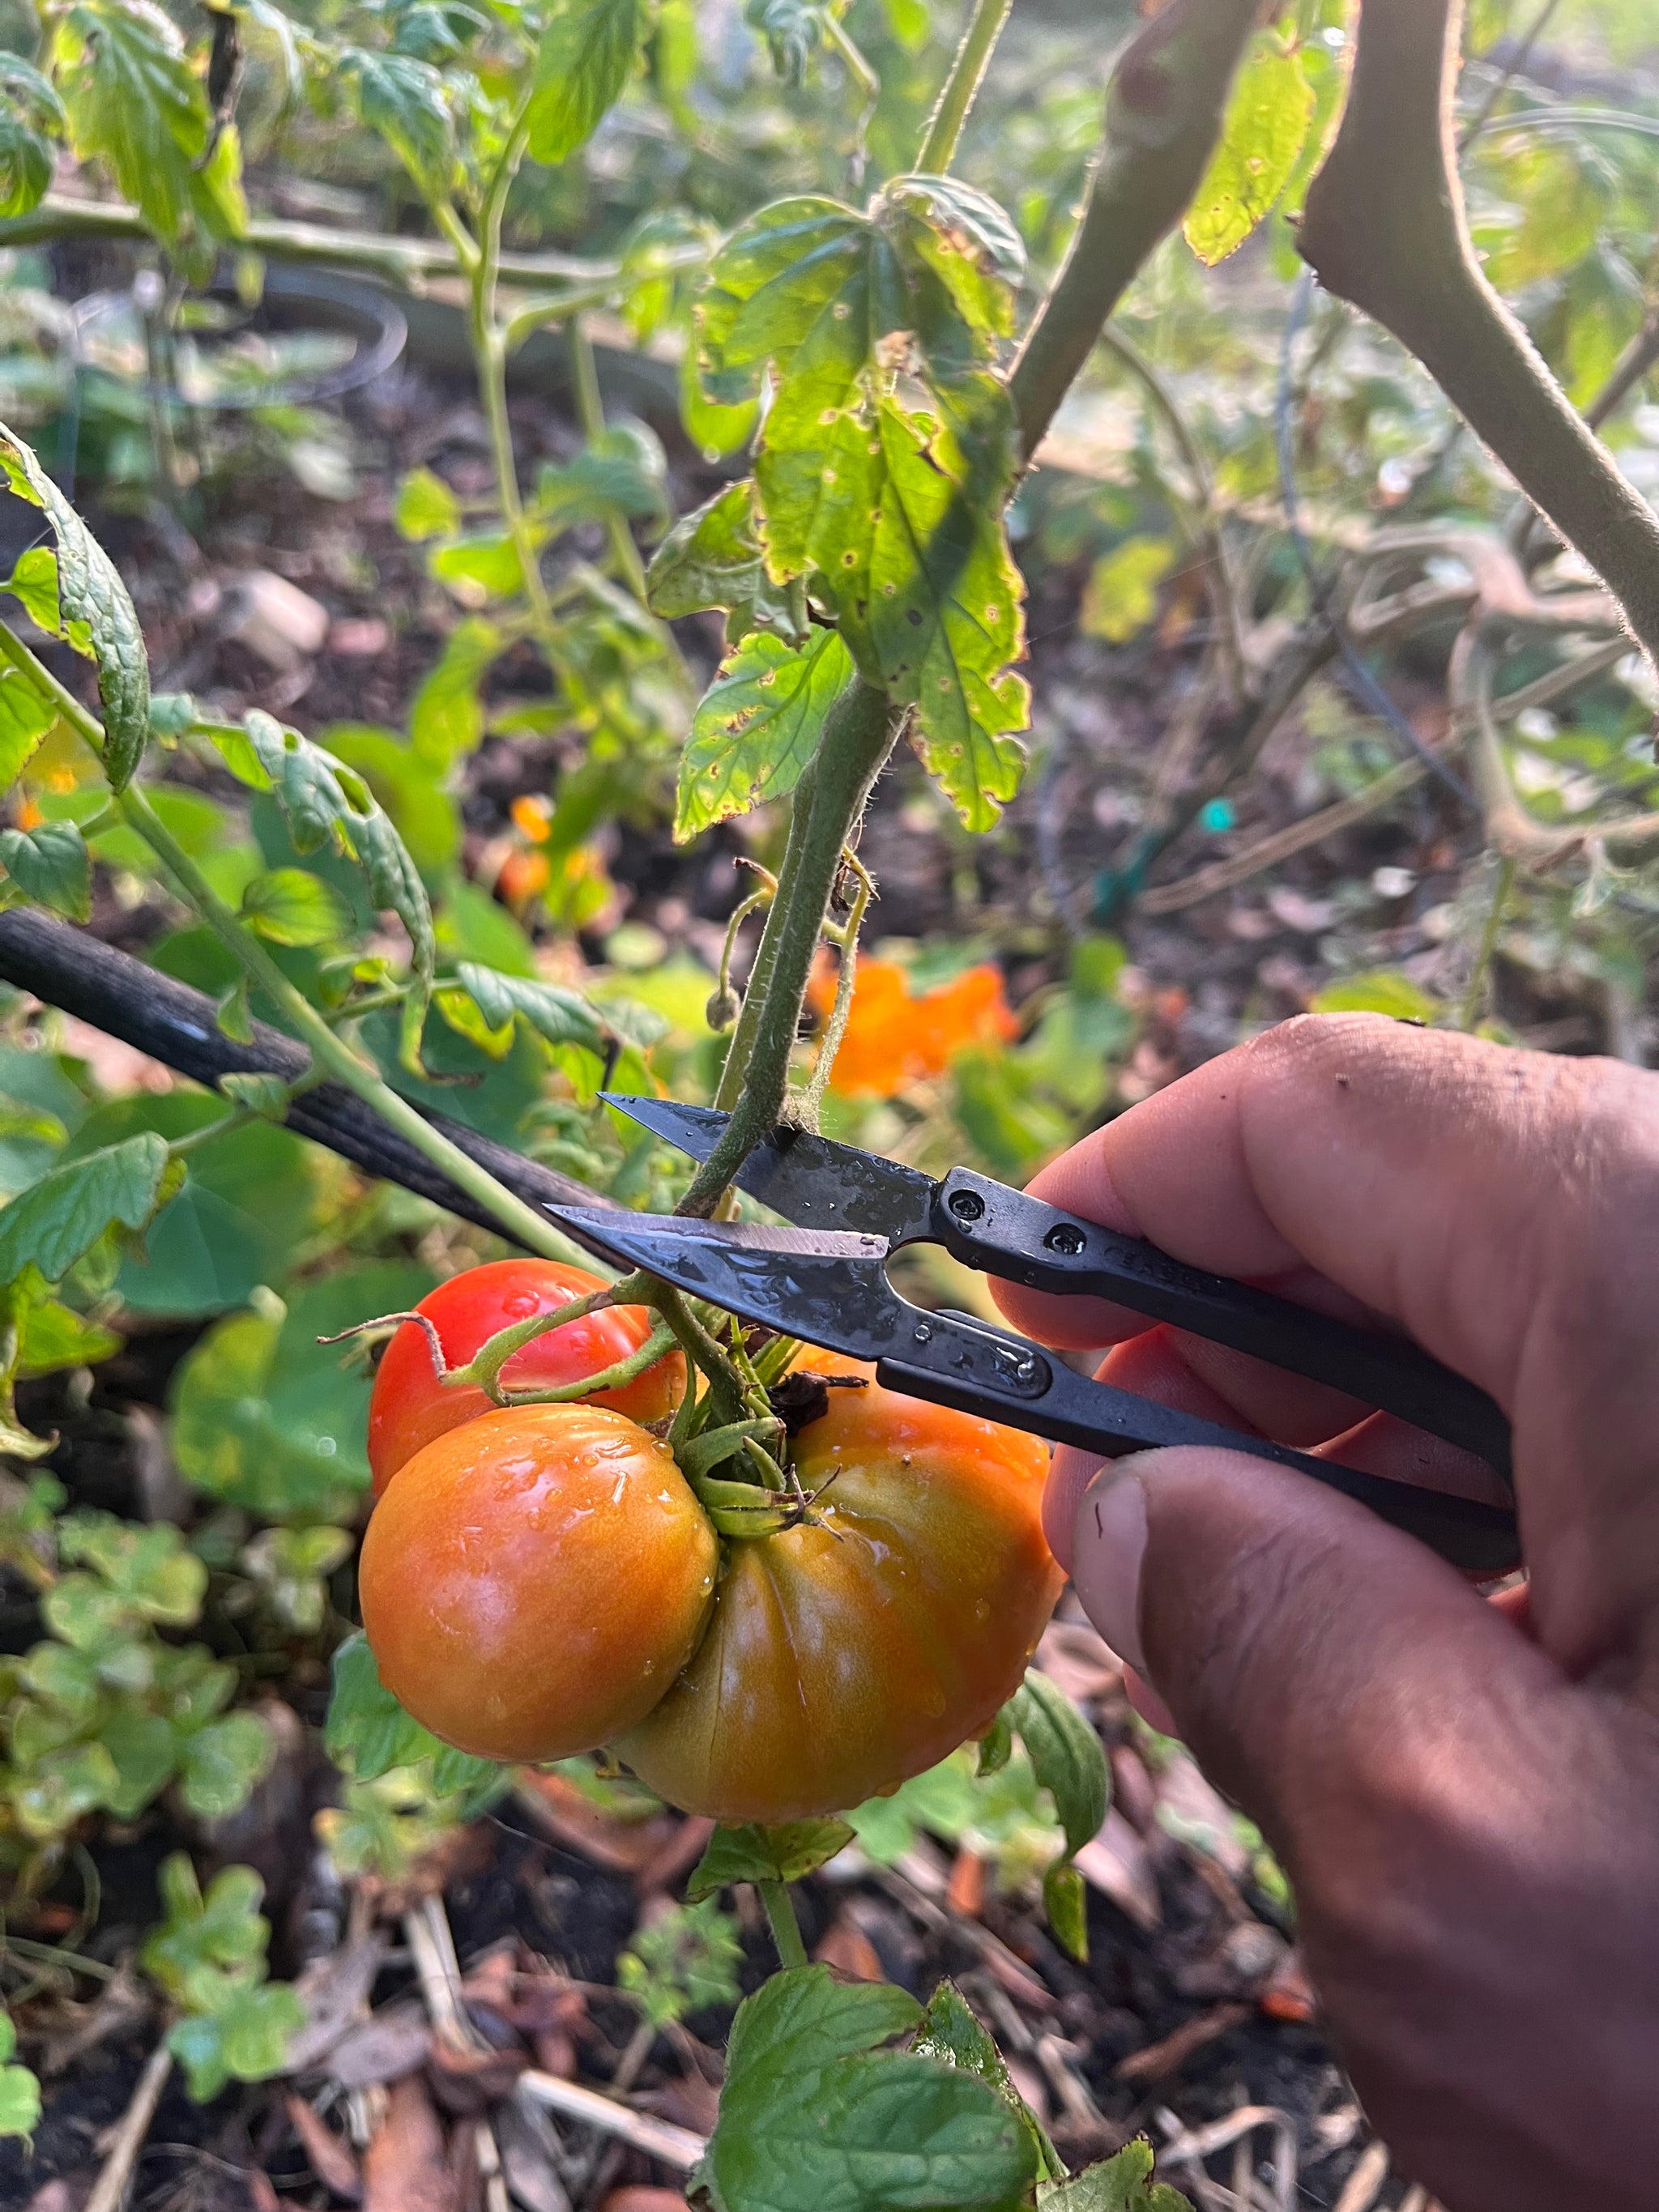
<box><xmin>1044</xmin><ymin>1222</ymin><xmax>1086</xmax><ymax>1255</ymax></box>
<box><xmin>948</xmin><ymin>1189</ymin><xmax>985</xmax><ymax>1221</ymax></box>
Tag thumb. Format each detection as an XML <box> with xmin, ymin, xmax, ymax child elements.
<box><xmin>1070</xmin><ymin>1447</ymin><xmax>1557</xmax><ymax>1854</ymax></box>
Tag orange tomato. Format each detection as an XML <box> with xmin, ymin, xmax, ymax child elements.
<box><xmin>368</xmin><ymin>1259</ymin><xmax>683</xmax><ymax>1497</ymax></box>
<box><xmin>616</xmin><ymin>1349</ymin><xmax>1062</xmax><ymax>1821</ymax></box>
<box><xmin>359</xmin><ymin>1404</ymin><xmax>717</xmax><ymax>1763</ymax></box>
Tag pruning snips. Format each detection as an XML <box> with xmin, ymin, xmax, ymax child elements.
<box><xmin>548</xmin><ymin>1097</ymin><xmax>1518</xmax><ymax>1577</ymax></box>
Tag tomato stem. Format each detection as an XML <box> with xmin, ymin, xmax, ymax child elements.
<box><xmin>452</xmin><ymin>1281</ymin><xmax>628</xmax><ymax>1401</ymax></box>
<box><xmin>481</xmin><ymin>1324</ymin><xmax>681</xmax><ymax>1411</ymax></box>
<box><xmin>757</xmin><ymin>1878</ymin><xmax>808</xmax><ymax>1972</ymax></box>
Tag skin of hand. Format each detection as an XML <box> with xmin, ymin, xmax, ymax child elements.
<box><xmin>993</xmin><ymin>1013</ymin><xmax>1659</xmax><ymax>2212</ymax></box>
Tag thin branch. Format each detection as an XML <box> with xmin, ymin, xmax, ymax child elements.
<box><xmin>1009</xmin><ymin>0</ymin><xmax>1260</xmax><ymax>459</ymax></box>
<box><xmin>1297</xmin><ymin>0</ymin><xmax>1659</xmax><ymax>666</ymax></box>
<box><xmin>85</xmin><ymin>2044</ymin><xmax>173</xmax><ymax>2212</ymax></box>
<box><xmin>1098</xmin><ymin>326</ymin><xmax>1247</xmax><ymax>701</ymax></box>
<box><xmin>0</xmin><ymin>195</ymin><xmax>613</xmax><ymax>289</ymax></box>
<box><xmin>916</xmin><ymin>0</ymin><xmax>1013</xmax><ymax>175</ymax></box>
<box><xmin>516</xmin><ymin>2071</ymin><xmax>706</xmax><ymax>2171</ymax></box>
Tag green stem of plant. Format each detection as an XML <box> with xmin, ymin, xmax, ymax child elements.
<box><xmin>1097</xmin><ymin>326</ymin><xmax>1248</xmax><ymax>701</ymax></box>
<box><xmin>123</xmin><ymin>785</ymin><xmax>596</xmax><ymax>1263</ymax></box>
<box><xmin>485</xmin><ymin>1323</ymin><xmax>681</xmax><ymax>1410</ymax></box>
<box><xmin>916</xmin><ymin>0</ymin><xmax>1013</xmax><ymax>173</ymax></box>
<box><xmin>800</xmin><ymin>850</ymin><xmax>872</xmax><ymax>1124</ymax></box>
<box><xmin>757</xmin><ymin>1878</ymin><xmax>808</xmax><ymax>1971</ymax></box>
<box><xmin>567</xmin><ymin>314</ymin><xmax>653</xmax><ymax>606</ymax></box>
<box><xmin>1458</xmin><ymin>855</ymin><xmax>1515</xmax><ymax>1030</ymax></box>
<box><xmin>464</xmin><ymin>111</ymin><xmax>555</xmax><ymax>638</ymax></box>
<box><xmin>681</xmin><ymin>682</ymin><xmax>900</xmax><ymax>1214</ymax></box>
<box><xmin>710</xmin><ymin>760</ymin><xmax>819</xmax><ymax>1118</ymax></box>
<box><xmin>454</xmin><ymin>1281</ymin><xmax>625</xmax><ymax>1398</ymax></box>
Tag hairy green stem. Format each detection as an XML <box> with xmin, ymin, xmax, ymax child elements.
<box><xmin>484</xmin><ymin>1325</ymin><xmax>680</xmax><ymax>1410</ymax></box>
<box><xmin>710</xmin><ymin>760</ymin><xmax>819</xmax><ymax>1117</ymax></box>
<box><xmin>758</xmin><ymin>1878</ymin><xmax>808</xmax><ymax>1972</ymax></box>
<box><xmin>568</xmin><ymin>315</ymin><xmax>653</xmax><ymax>607</ymax></box>
<box><xmin>916</xmin><ymin>0</ymin><xmax>1013</xmax><ymax>174</ymax></box>
<box><xmin>800</xmin><ymin>850</ymin><xmax>872</xmax><ymax>1123</ymax></box>
<box><xmin>680</xmin><ymin>681</ymin><xmax>901</xmax><ymax>1214</ymax></box>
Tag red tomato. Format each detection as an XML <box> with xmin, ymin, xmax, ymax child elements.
<box><xmin>359</xmin><ymin>1403</ymin><xmax>717</xmax><ymax>1763</ymax></box>
<box><xmin>615</xmin><ymin>1351</ymin><xmax>1063</xmax><ymax>1822</ymax></box>
<box><xmin>368</xmin><ymin>1259</ymin><xmax>683</xmax><ymax>1496</ymax></box>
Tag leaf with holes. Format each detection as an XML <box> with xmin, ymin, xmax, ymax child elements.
<box><xmin>647</xmin><ymin>479</ymin><xmax>809</xmax><ymax>648</ymax></box>
<box><xmin>0</xmin><ymin>425</ymin><xmax>150</xmax><ymax>789</ymax></box>
<box><xmin>775</xmin><ymin>386</ymin><xmax>1027</xmax><ymax>830</ymax></box>
<box><xmin>527</xmin><ymin>0</ymin><xmax>649</xmax><ymax>165</ymax></box>
<box><xmin>1183</xmin><ymin>35</ymin><xmax>1314</xmax><ymax>266</ymax></box>
<box><xmin>0</xmin><ymin>58</ymin><xmax>65</xmax><ymax>219</ymax></box>
<box><xmin>677</xmin><ymin>628</ymin><xmax>852</xmax><ymax>840</ymax></box>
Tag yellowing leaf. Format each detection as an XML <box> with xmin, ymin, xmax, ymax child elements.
<box><xmin>1183</xmin><ymin>38</ymin><xmax>1314</xmax><ymax>266</ymax></box>
<box><xmin>1081</xmin><ymin>537</ymin><xmax>1176</xmax><ymax>645</ymax></box>
<box><xmin>677</xmin><ymin>629</ymin><xmax>852</xmax><ymax>839</ymax></box>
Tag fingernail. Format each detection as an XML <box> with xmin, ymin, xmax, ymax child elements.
<box><xmin>1072</xmin><ymin>1468</ymin><xmax>1148</xmax><ymax>1676</ymax></box>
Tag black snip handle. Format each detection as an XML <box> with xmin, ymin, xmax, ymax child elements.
<box><xmin>929</xmin><ymin>1165</ymin><xmax>1513</xmax><ymax>1484</ymax></box>
<box><xmin>0</xmin><ymin>907</ymin><xmax>614</xmax><ymax>1243</ymax></box>
<box><xmin>875</xmin><ymin>1307</ymin><xmax>1518</xmax><ymax>1576</ymax></box>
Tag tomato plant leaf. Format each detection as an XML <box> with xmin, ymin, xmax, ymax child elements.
<box><xmin>0</xmin><ymin>426</ymin><xmax>151</xmax><ymax>790</ymax></box>
<box><xmin>0</xmin><ymin>58</ymin><xmax>66</xmax><ymax>219</ymax></box>
<box><xmin>533</xmin><ymin>421</ymin><xmax>669</xmax><ymax>530</ymax></box>
<box><xmin>766</xmin><ymin>385</ymin><xmax>1027</xmax><ymax>830</ymax></box>
<box><xmin>1037</xmin><ymin>2138</ymin><xmax>1192</xmax><ymax>2212</ymax></box>
<box><xmin>1042</xmin><ymin>1858</ymin><xmax>1088</xmax><ymax>1965</ymax></box>
<box><xmin>705</xmin><ymin>1965</ymin><xmax>1035</xmax><ymax>2212</ymax></box>
<box><xmin>0</xmin><ymin>1132</ymin><xmax>168</xmax><ymax>1285</ymax></box>
<box><xmin>527</xmin><ymin>0</ymin><xmax>649</xmax><ymax>166</ymax></box>
<box><xmin>455</xmin><ymin>963</ymin><xmax>608</xmax><ymax>1058</ymax></box>
<box><xmin>914</xmin><ymin>1980</ymin><xmax>1064</xmax><ymax>2185</ymax></box>
<box><xmin>339</xmin><ymin>47</ymin><xmax>455</xmax><ymax>194</ymax></box>
<box><xmin>1009</xmin><ymin>1670</ymin><xmax>1108</xmax><ymax>1858</ymax></box>
<box><xmin>1183</xmin><ymin>35</ymin><xmax>1315</xmax><ymax>266</ymax></box>
<box><xmin>687</xmin><ymin>1818</ymin><xmax>855</xmax><ymax>1899</ymax></box>
<box><xmin>876</xmin><ymin>175</ymin><xmax>1026</xmax><ymax>347</ymax></box>
<box><xmin>677</xmin><ymin>629</ymin><xmax>853</xmax><ymax>841</ymax></box>
<box><xmin>239</xmin><ymin>867</ymin><xmax>354</xmax><ymax>948</ymax></box>
<box><xmin>0</xmin><ymin>669</ymin><xmax>56</xmax><ymax>792</ymax></box>
<box><xmin>231</xmin><ymin>711</ymin><xmax>435</xmax><ymax>1072</ymax></box>
<box><xmin>409</xmin><ymin>617</ymin><xmax>502</xmax><ymax>769</ymax></box>
<box><xmin>647</xmin><ymin>479</ymin><xmax>809</xmax><ymax>648</ymax></box>
<box><xmin>0</xmin><ymin>821</ymin><xmax>91</xmax><ymax>923</ymax></box>
<box><xmin>54</xmin><ymin>0</ymin><xmax>247</xmax><ymax>262</ymax></box>
<box><xmin>394</xmin><ymin>466</ymin><xmax>462</xmax><ymax>543</ymax></box>
<box><xmin>325</xmin><ymin>1627</ymin><xmax>501</xmax><ymax>1800</ymax></box>
<box><xmin>0</xmin><ymin>2027</ymin><xmax>41</xmax><ymax>2143</ymax></box>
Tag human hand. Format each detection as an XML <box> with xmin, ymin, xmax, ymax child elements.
<box><xmin>994</xmin><ymin>1014</ymin><xmax>1659</xmax><ymax>2212</ymax></box>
